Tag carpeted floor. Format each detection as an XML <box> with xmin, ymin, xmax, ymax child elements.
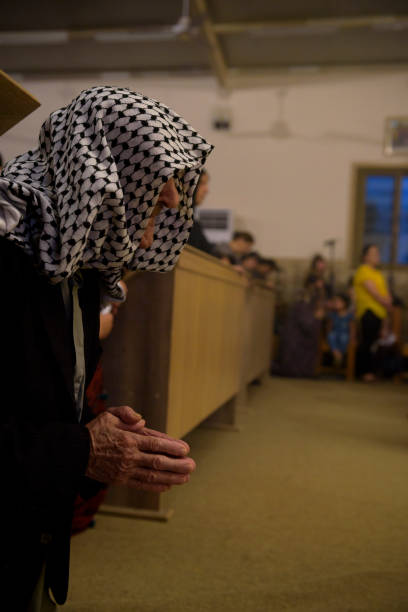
<box><xmin>66</xmin><ymin>378</ymin><xmax>408</xmax><ymax>612</ymax></box>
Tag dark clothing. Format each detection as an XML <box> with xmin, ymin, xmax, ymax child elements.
<box><xmin>357</xmin><ymin>309</ymin><xmax>382</xmax><ymax>375</ymax></box>
<box><xmin>373</xmin><ymin>343</ymin><xmax>403</xmax><ymax>378</ymax></box>
<box><xmin>277</xmin><ymin>300</ymin><xmax>321</xmax><ymax>378</ymax></box>
<box><xmin>0</xmin><ymin>238</ymin><xmax>101</xmax><ymax>609</ymax></box>
<box><xmin>305</xmin><ymin>273</ymin><xmax>333</xmax><ymax>300</ymax></box>
<box><xmin>187</xmin><ymin>213</ymin><xmax>214</xmax><ymax>255</ymax></box>
<box><xmin>72</xmin><ymin>360</ymin><xmax>108</xmax><ymax>535</ymax></box>
<box><xmin>213</xmin><ymin>242</ymin><xmax>241</xmax><ymax>264</ymax></box>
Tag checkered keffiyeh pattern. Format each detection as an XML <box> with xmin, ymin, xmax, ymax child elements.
<box><xmin>0</xmin><ymin>86</ymin><xmax>213</xmax><ymax>298</ymax></box>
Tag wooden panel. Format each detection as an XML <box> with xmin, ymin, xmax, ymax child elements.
<box><xmin>166</xmin><ymin>247</ymin><xmax>246</xmax><ymax>438</ymax></box>
<box><xmin>102</xmin><ymin>270</ymin><xmax>174</xmax><ymax>431</ymax></box>
<box><xmin>102</xmin><ymin>271</ymin><xmax>175</xmax><ymax>515</ymax></box>
<box><xmin>243</xmin><ymin>284</ymin><xmax>275</xmax><ymax>384</ymax></box>
<box><xmin>101</xmin><ymin>247</ymin><xmax>275</xmax><ymax>518</ymax></box>
<box><xmin>0</xmin><ymin>70</ymin><xmax>40</xmax><ymax>136</ymax></box>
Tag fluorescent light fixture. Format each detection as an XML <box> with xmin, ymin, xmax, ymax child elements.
<box><xmin>100</xmin><ymin>71</ymin><xmax>132</xmax><ymax>80</ymax></box>
<box><xmin>94</xmin><ymin>30</ymin><xmax>177</xmax><ymax>43</ymax></box>
<box><xmin>372</xmin><ymin>21</ymin><xmax>408</xmax><ymax>31</ymax></box>
<box><xmin>250</xmin><ymin>24</ymin><xmax>338</xmax><ymax>38</ymax></box>
<box><xmin>288</xmin><ymin>65</ymin><xmax>320</xmax><ymax>73</ymax></box>
<box><xmin>0</xmin><ymin>30</ymin><xmax>69</xmax><ymax>45</ymax></box>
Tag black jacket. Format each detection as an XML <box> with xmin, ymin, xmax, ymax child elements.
<box><xmin>187</xmin><ymin>214</ymin><xmax>214</xmax><ymax>256</ymax></box>
<box><xmin>0</xmin><ymin>237</ymin><xmax>101</xmax><ymax>608</ymax></box>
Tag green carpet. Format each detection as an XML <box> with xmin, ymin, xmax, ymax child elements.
<box><xmin>66</xmin><ymin>378</ymin><xmax>408</xmax><ymax>611</ymax></box>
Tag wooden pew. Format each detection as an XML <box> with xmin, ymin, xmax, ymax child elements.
<box><xmin>243</xmin><ymin>282</ymin><xmax>276</xmax><ymax>386</ymax></box>
<box><xmin>100</xmin><ymin>247</ymin><xmax>275</xmax><ymax>520</ymax></box>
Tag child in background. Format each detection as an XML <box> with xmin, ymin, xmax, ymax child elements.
<box><xmin>327</xmin><ymin>293</ymin><xmax>354</xmax><ymax>366</ymax></box>
<box><xmin>241</xmin><ymin>252</ymin><xmax>260</xmax><ymax>277</ymax></box>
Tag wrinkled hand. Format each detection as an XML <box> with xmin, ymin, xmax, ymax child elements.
<box><xmin>85</xmin><ymin>406</ymin><xmax>195</xmax><ymax>493</ymax></box>
<box><xmin>108</xmin><ymin>405</ymin><xmax>191</xmax><ymax>454</ymax></box>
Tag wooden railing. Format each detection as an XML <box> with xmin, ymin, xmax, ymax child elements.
<box><xmin>100</xmin><ymin>246</ymin><xmax>275</xmax><ymax>519</ymax></box>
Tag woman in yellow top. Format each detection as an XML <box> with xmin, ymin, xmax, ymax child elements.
<box><xmin>353</xmin><ymin>244</ymin><xmax>392</xmax><ymax>381</ymax></box>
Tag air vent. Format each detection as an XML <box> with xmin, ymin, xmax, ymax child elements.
<box><xmin>197</xmin><ymin>208</ymin><xmax>233</xmax><ymax>244</ymax></box>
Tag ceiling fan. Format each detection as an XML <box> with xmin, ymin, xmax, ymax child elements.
<box><xmin>231</xmin><ymin>88</ymin><xmax>381</xmax><ymax>147</ymax></box>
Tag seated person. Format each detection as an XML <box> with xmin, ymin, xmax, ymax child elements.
<box><xmin>240</xmin><ymin>252</ymin><xmax>260</xmax><ymax>277</ymax></box>
<box><xmin>99</xmin><ymin>280</ymin><xmax>128</xmax><ymax>340</ymax></box>
<box><xmin>327</xmin><ymin>293</ymin><xmax>353</xmax><ymax>366</ymax></box>
<box><xmin>254</xmin><ymin>257</ymin><xmax>280</xmax><ymax>287</ymax></box>
<box><xmin>371</xmin><ymin>317</ymin><xmax>403</xmax><ymax>378</ymax></box>
<box><xmin>187</xmin><ymin>169</ymin><xmax>214</xmax><ymax>255</ymax></box>
<box><xmin>273</xmin><ymin>277</ymin><xmax>325</xmax><ymax>378</ymax></box>
<box><xmin>214</xmin><ymin>230</ymin><xmax>255</xmax><ymax>264</ymax></box>
<box><xmin>305</xmin><ymin>253</ymin><xmax>333</xmax><ymax>300</ymax></box>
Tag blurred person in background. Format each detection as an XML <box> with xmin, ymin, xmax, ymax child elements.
<box><xmin>240</xmin><ymin>251</ymin><xmax>260</xmax><ymax>277</ymax></box>
<box><xmin>273</xmin><ymin>276</ymin><xmax>325</xmax><ymax>378</ymax></box>
<box><xmin>305</xmin><ymin>253</ymin><xmax>333</xmax><ymax>301</ymax></box>
<box><xmin>353</xmin><ymin>244</ymin><xmax>392</xmax><ymax>382</ymax></box>
<box><xmin>326</xmin><ymin>293</ymin><xmax>354</xmax><ymax>367</ymax></box>
<box><xmin>215</xmin><ymin>230</ymin><xmax>255</xmax><ymax>264</ymax></box>
<box><xmin>255</xmin><ymin>257</ymin><xmax>280</xmax><ymax>288</ymax></box>
<box><xmin>187</xmin><ymin>169</ymin><xmax>214</xmax><ymax>255</ymax></box>
<box><xmin>371</xmin><ymin>315</ymin><xmax>403</xmax><ymax>379</ymax></box>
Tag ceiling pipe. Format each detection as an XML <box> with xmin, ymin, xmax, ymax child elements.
<box><xmin>93</xmin><ymin>0</ymin><xmax>192</xmax><ymax>42</ymax></box>
<box><xmin>0</xmin><ymin>0</ymin><xmax>193</xmax><ymax>46</ymax></box>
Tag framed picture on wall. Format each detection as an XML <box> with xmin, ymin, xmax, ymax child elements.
<box><xmin>384</xmin><ymin>117</ymin><xmax>408</xmax><ymax>156</ymax></box>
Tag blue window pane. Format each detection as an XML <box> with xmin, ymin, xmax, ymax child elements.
<box><xmin>397</xmin><ymin>176</ymin><xmax>408</xmax><ymax>264</ymax></box>
<box><xmin>363</xmin><ymin>175</ymin><xmax>395</xmax><ymax>264</ymax></box>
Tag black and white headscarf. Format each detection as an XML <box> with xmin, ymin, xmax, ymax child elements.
<box><xmin>0</xmin><ymin>86</ymin><xmax>213</xmax><ymax>298</ymax></box>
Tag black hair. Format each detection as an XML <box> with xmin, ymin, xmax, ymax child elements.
<box><xmin>361</xmin><ymin>244</ymin><xmax>377</xmax><ymax>260</ymax></box>
<box><xmin>335</xmin><ymin>292</ymin><xmax>351</xmax><ymax>309</ymax></box>
<box><xmin>232</xmin><ymin>231</ymin><xmax>254</xmax><ymax>244</ymax></box>
<box><xmin>258</xmin><ymin>257</ymin><xmax>280</xmax><ymax>271</ymax></box>
<box><xmin>0</xmin><ymin>153</ymin><xmax>3</xmax><ymax>168</ymax></box>
<box><xmin>304</xmin><ymin>273</ymin><xmax>319</xmax><ymax>289</ymax></box>
<box><xmin>241</xmin><ymin>251</ymin><xmax>259</xmax><ymax>263</ymax></box>
<box><xmin>311</xmin><ymin>253</ymin><xmax>325</xmax><ymax>270</ymax></box>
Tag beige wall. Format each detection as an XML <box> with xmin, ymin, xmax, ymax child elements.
<box><xmin>2</xmin><ymin>69</ymin><xmax>408</xmax><ymax>268</ymax></box>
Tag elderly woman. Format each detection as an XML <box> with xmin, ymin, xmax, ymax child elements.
<box><xmin>276</xmin><ymin>276</ymin><xmax>325</xmax><ymax>378</ymax></box>
<box><xmin>0</xmin><ymin>86</ymin><xmax>212</xmax><ymax>610</ymax></box>
<box><xmin>353</xmin><ymin>244</ymin><xmax>392</xmax><ymax>381</ymax></box>
<box><xmin>305</xmin><ymin>253</ymin><xmax>333</xmax><ymax>301</ymax></box>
